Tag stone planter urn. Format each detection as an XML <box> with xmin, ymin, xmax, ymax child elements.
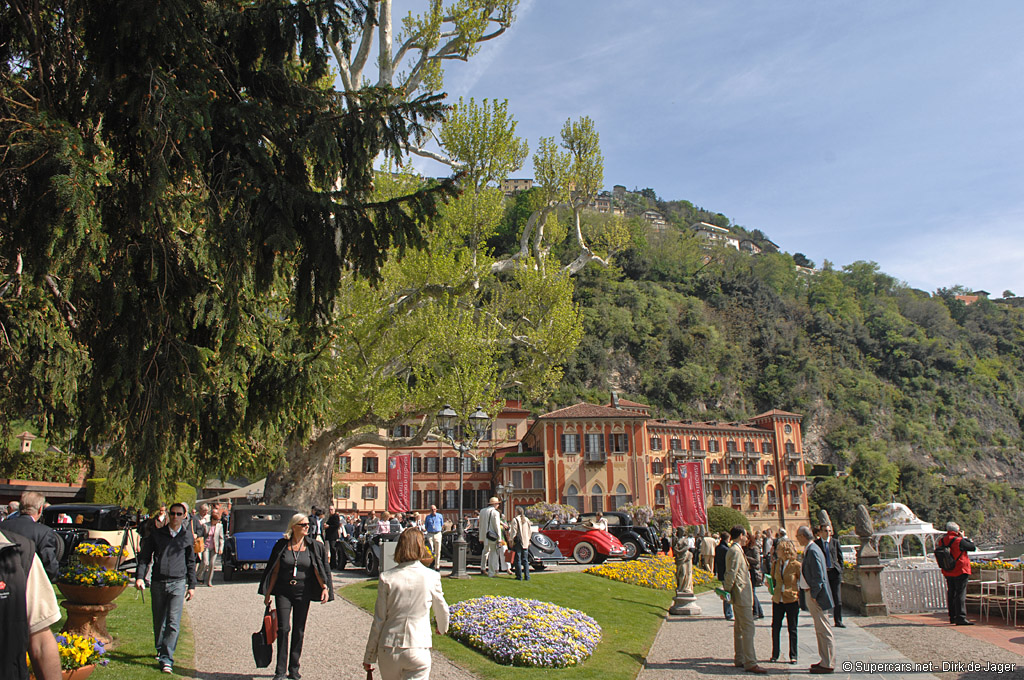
<box><xmin>30</xmin><ymin>664</ymin><xmax>96</xmax><ymax>680</ymax></box>
<box><xmin>57</xmin><ymin>583</ymin><xmax>126</xmax><ymax>606</ymax></box>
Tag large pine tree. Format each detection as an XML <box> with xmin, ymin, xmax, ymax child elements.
<box><xmin>1</xmin><ymin>0</ymin><xmax>456</xmax><ymax>503</ymax></box>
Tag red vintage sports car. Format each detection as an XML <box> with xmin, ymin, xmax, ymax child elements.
<box><xmin>540</xmin><ymin>518</ymin><xmax>627</xmax><ymax>564</ymax></box>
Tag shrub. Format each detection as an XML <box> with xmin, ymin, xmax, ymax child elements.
<box><xmin>707</xmin><ymin>506</ymin><xmax>750</xmax><ymax>536</ymax></box>
<box><xmin>523</xmin><ymin>502</ymin><xmax>578</xmax><ymax>524</ymax></box>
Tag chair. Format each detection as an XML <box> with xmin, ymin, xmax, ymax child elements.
<box><xmin>1002</xmin><ymin>571</ymin><xmax>1024</xmax><ymax>625</ymax></box>
<box><xmin>978</xmin><ymin>569</ymin><xmax>1000</xmax><ymax>622</ymax></box>
<box><xmin>982</xmin><ymin>569</ymin><xmax>1013</xmax><ymax>623</ymax></box>
<box><xmin>965</xmin><ymin>572</ymin><xmax>983</xmax><ymax>615</ymax></box>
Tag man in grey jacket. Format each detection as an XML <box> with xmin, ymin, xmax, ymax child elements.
<box><xmin>796</xmin><ymin>525</ymin><xmax>835</xmax><ymax>674</ymax></box>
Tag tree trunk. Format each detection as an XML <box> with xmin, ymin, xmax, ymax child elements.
<box><xmin>263</xmin><ymin>432</ymin><xmax>337</xmax><ymax>511</ymax></box>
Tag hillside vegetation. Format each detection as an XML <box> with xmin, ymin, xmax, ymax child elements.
<box><xmin>509</xmin><ymin>199</ymin><xmax>1024</xmax><ymax>542</ymax></box>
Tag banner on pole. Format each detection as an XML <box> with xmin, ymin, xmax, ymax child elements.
<box><xmin>675</xmin><ymin>461</ymin><xmax>707</xmax><ymax>526</ymax></box>
<box><xmin>386</xmin><ymin>454</ymin><xmax>412</xmax><ymax>513</ymax></box>
<box><xmin>667</xmin><ymin>484</ymin><xmax>686</xmax><ymax>527</ymax></box>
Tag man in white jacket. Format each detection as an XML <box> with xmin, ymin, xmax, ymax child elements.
<box><xmin>478</xmin><ymin>497</ymin><xmax>504</xmax><ymax>578</ymax></box>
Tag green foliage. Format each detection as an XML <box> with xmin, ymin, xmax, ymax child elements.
<box><xmin>707</xmin><ymin>506</ymin><xmax>750</xmax><ymax>536</ymax></box>
<box><xmin>86</xmin><ymin>478</ymin><xmax>144</xmax><ymax>508</ymax></box>
<box><xmin>809</xmin><ymin>477</ymin><xmax>867</xmax><ymax>533</ymax></box>
<box><xmin>5</xmin><ymin>451</ymin><xmax>86</xmax><ymax>484</ymax></box>
<box><xmin>1</xmin><ymin>0</ymin><xmax>460</xmax><ymax>504</ymax></box>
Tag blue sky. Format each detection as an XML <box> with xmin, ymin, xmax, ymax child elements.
<box><xmin>411</xmin><ymin>2</ymin><xmax>1024</xmax><ymax>295</ymax></box>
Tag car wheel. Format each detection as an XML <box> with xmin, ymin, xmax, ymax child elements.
<box><xmin>365</xmin><ymin>551</ymin><xmax>379</xmax><ymax>577</ymax></box>
<box><xmin>621</xmin><ymin>538</ymin><xmax>641</xmax><ymax>560</ymax></box>
<box><xmin>531</xmin><ymin>534</ymin><xmax>557</xmax><ymax>554</ymax></box>
<box><xmin>572</xmin><ymin>541</ymin><xmax>596</xmax><ymax>564</ymax></box>
<box><xmin>222</xmin><ymin>565</ymin><xmax>234</xmax><ymax>582</ymax></box>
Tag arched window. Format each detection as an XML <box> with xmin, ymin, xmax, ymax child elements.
<box><xmin>766</xmin><ymin>486</ymin><xmax>777</xmax><ymax>506</ymax></box>
<box><xmin>712</xmin><ymin>485</ymin><xmax>723</xmax><ymax>506</ymax></box>
<box><xmin>613</xmin><ymin>483</ymin><xmax>630</xmax><ymax>509</ymax></box>
<box><xmin>565</xmin><ymin>484</ymin><xmax>582</xmax><ymax>512</ymax></box>
<box><xmin>590</xmin><ymin>484</ymin><xmax>604</xmax><ymax>513</ymax></box>
<box><xmin>710</xmin><ymin>461</ymin><xmax>720</xmax><ymax>474</ymax></box>
<box><xmin>651</xmin><ymin>458</ymin><xmax>664</xmax><ymax>474</ymax></box>
<box><xmin>653</xmin><ymin>485</ymin><xmax>665</xmax><ymax>506</ymax></box>
<box><xmin>731</xmin><ymin>486</ymin><xmax>742</xmax><ymax>506</ymax></box>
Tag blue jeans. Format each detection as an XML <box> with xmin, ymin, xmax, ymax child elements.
<box><xmin>512</xmin><ymin>546</ymin><xmax>530</xmax><ymax>580</ymax></box>
<box><xmin>719</xmin><ymin>579</ymin><xmax>734</xmax><ymax>619</ymax></box>
<box><xmin>151</xmin><ymin>578</ymin><xmax>187</xmax><ymax>668</ymax></box>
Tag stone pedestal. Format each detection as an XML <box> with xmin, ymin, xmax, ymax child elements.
<box><xmin>856</xmin><ymin>543</ymin><xmax>887</xmax><ymax>617</ymax></box>
<box><xmin>668</xmin><ymin>590</ymin><xmax>702</xmax><ymax>616</ymax></box>
<box><xmin>61</xmin><ymin>602</ymin><xmax>117</xmax><ymax>645</ymax></box>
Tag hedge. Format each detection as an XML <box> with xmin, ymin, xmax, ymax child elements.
<box><xmin>86</xmin><ymin>478</ymin><xmax>196</xmax><ymax>511</ymax></box>
<box><xmin>707</xmin><ymin>506</ymin><xmax>751</xmax><ymax>536</ymax></box>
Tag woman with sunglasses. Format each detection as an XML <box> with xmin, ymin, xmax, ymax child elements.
<box><xmin>259</xmin><ymin>513</ymin><xmax>334</xmax><ymax>680</ymax></box>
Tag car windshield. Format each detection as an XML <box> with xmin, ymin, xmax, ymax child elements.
<box><xmin>232</xmin><ymin>509</ymin><xmax>293</xmax><ymax>534</ymax></box>
<box><xmin>41</xmin><ymin>507</ymin><xmax>119</xmax><ymax>531</ymax></box>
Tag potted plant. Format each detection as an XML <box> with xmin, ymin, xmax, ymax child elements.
<box><xmin>57</xmin><ymin>564</ymin><xmax>130</xmax><ymax>605</ymax></box>
<box><xmin>29</xmin><ymin>632</ymin><xmax>108</xmax><ymax>680</ymax></box>
<box><xmin>74</xmin><ymin>544</ymin><xmax>128</xmax><ymax>571</ymax></box>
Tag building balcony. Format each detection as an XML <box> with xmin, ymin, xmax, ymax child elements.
<box><xmin>583</xmin><ymin>452</ymin><xmax>607</xmax><ymax>464</ymax></box>
<box><xmin>787</xmin><ymin>474</ymin><xmax>806</xmax><ymax>483</ymax></box>
<box><xmin>787</xmin><ymin>450</ymin><xmax>802</xmax><ymax>461</ymax></box>
<box><xmin>687</xmin><ymin>449</ymin><xmax>707</xmax><ymax>459</ymax></box>
<box><xmin>727</xmin><ymin>449</ymin><xmax>744</xmax><ymax>459</ymax></box>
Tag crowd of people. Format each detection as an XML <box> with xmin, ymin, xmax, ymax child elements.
<box><xmin>711</xmin><ymin>522</ymin><xmax>844</xmax><ymax>674</ymax></box>
<box><xmin>0</xmin><ymin>488</ymin><xmax>987</xmax><ymax>680</ymax></box>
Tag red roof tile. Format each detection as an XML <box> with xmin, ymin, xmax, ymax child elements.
<box><xmin>538</xmin><ymin>403</ymin><xmax>649</xmax><ymax>420</ymax></box>
<box><xmin>609</xmin><ymin>398</ymin><xmax>650</xmax><ymax>408</ymax></box>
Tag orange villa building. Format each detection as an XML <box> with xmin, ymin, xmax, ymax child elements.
<box><xmin>335</xmin><ymin>397</ymin><xmax>811</xmax><ymax>531</ymax></box>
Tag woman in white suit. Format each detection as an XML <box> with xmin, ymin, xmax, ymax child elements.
<box><xmin>363</xmin><ymin>528</ymin><xmax>450</xmax><ymax>680</ymax></box>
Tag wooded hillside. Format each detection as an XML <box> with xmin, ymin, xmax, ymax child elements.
<box><xmin>508</xmin><ymin>198</ymin><xmax>1024</xmax><ymax>542</ymax></box>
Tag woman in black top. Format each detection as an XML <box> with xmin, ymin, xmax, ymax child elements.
<box><xmin>259</xmin><ymin>513</ymin><xmax>334</xmax><ymax>680</ymax></box>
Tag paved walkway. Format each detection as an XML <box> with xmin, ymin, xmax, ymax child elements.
<box><xmin>640</xmin><ymin>592</ymin><xmax>1023</xmax><ymax>680</ymax></box>
<box><xmin>183</xmin><ymin>567</ymin><xmax>477</xmax><ymax>680</ymax></box>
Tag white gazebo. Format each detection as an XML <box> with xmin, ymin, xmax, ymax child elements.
<box><xmin>872</xmin><ymin>502</ymin><xmax>944</xmax><ymax>561</ymax></box>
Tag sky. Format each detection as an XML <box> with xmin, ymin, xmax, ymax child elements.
<box><xmin>406</xmin><ymin>1</ymin><xmax>1024</xmax><ymax>295</ymax></box>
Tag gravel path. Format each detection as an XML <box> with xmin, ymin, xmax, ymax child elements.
<box><xmin>183</xmin><ymin>565</ymin><xmax>479</xmax><ymax>680</ymax></box>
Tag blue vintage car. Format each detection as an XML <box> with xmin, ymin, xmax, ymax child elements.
<box><xmin>222</xmin><ymin>505</ymin><xmax>296</xmax><ymax>581</ymax></box>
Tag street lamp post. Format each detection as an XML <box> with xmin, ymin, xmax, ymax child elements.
<box><xmin>496</xmin><ymin>482</ymin><xmax>516</xmax><ymax>520</ymax></box>
<box><xmin>436</xmin><ymin>404</ymin><xmax>491</xmax><ymax>579</ymax></box>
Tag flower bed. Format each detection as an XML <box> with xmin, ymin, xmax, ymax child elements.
<box><xmin>970</xmin><ymin>560</ymin><xmax>1023</xmax><ymax>571</ymax></box>
<box><xmin>58</xmin><ymin>563</ymin><xmax>130</xmax><ymax>587</ymax></box>
<box><xmin>448</xmin><ymin>596</ymin><xmax>601</xmax><ymax>667</ymax></box>
<box><xmin>584</xmin><ymin>555</ymin><xmax>715</xmax><ymax>591</ymax></box>
<box><xmin>75</xmin><ymin>544</ymin><xmax>128</xmax><ymax>558</ymax></box>
<box><xmin>55</xmin><ymin>632</ymin><xmax>108</xmax><ymax>670</ymax></box>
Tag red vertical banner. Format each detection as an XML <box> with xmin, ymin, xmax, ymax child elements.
<box><xmin>667</xmin><ymin>484</ymin><xmax>686</xmax><ymax>527</ymax></box>
<box><xmin>387</xmin><ymin>454</ymin><xmax>411</xmax><ymax>513</ymax></box>
<box><xmin>676</xmin><ymin>461</ymin><xmax>708</xmax><ymax>526</ymax></box>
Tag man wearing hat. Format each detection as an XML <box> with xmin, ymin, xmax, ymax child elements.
<box><xmin>478</xmin><ymin>497</ymin><xmax>504</xmax><ymax>578</ymax></box>
<box><xmin>937</xmin><ymin>522</ymin><xmax>976</xmax><ymax>625</ymax></box>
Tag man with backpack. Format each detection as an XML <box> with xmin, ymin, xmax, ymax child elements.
<box><xmin>936</xmin><ymin>522</ymin><xmax>976</xmax><ymax>626</ymax></box>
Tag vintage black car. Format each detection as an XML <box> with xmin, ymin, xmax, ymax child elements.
<box><xmin>336</xmin><ymin>528</ymin><xmax>399</xmax><ymax>577</ymax></box>
<box><xmin>222</xmin><ymin>505</ymin><xmax>296</xmax><ymax>581</ymax></box>
<box><xmin>577</xmin><ymin>511</ymin><xmax>660</xmax><ymax>560</ymax></box>
<box><xmin>440</xmin><ymin>519</ymin><xmax>564</xmax><ymax>571</ymax></box>
<box><xmin>40</xmin><ymin>503</ymin><xmax>140</xmax><ymax>568</ymax></box>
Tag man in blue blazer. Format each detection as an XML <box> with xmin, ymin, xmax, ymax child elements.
<box><xmin>796</xmin><ymin>526</ymin><xmax>835</xmax><ymax>674</ymax></box>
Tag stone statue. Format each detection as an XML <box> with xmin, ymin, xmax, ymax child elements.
<box><xmin>672</xmin><ymin>528</ymin><xmax>694</xmax><ymax>594</ymax></box>
<box><xmin>817</xmin><ymin>508</ymin><xmax>832</xmax><ymax>532</ymax></box>
<box><xmin>854</xmin><ymin>504</ymin><xmax>874</xmax><ymax>540</ymax></box>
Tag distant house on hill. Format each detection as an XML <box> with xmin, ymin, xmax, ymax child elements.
<box><xmin>955</xmin><ymin>291</ymin><xmax>989</xmax><ymax>306</ymax></box>
<box><xmin>643</xmin><ymin>210</ymin><xmax>668</xmax><ymax>232</ymax></box>
<box><xmin>691</xmin><ymin>221</ymin><xmax>739</xmax><ymax>250</ymax></box>
<box><xmin>739</xmin><ymin>238</ymin><xmax>762</xmax><ymax>255</ymax></box>
<box><xmin>501</xmin><ymin>178</ymin><xmax>533</xmax><ymax>196</ymax></box>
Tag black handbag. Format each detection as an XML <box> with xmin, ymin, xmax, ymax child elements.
<box><xmin>251</xmin><ymin>605</ymin><xmax>275</xmax><ymax>668</ymax></box>
<box><xmin>486</xmin><ymin>529</ymin><xmax>499</xmax><ymax>542</ymax></box>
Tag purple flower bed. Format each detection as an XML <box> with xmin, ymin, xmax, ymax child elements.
<box><xmin>447</xmin><ymin>596</ymin><xmax>602</xmax><ymax>668</ymax></box>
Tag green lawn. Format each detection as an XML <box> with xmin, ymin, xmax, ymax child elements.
<box><xmin>55</xmin><ymin>586</ymin><xmax>196</xmax><ymax>679</ymax></box>
<box><xmin>341</xmin><ymin>571</ymin><xmax>698</xmax><ymax>680</ymax></box>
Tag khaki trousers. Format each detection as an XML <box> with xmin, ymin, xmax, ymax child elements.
<box><xmin>377</xmin><ymin>646</ymin><xmax>431</xmax><ymax>680</ymax></box>
<box><xmin>426</xmin><ymin>532</ymin><xmax>442</xmax><ymax>569</ymax></box>
<box><xmin>806</xmin><ymin>591</ymin><xmax>836</xmax><ymax>669</ymax></box>
<box><xmin>731</xmin><ymin>586</ymin><xmax>757</xmax><ymax>669</ymax></box>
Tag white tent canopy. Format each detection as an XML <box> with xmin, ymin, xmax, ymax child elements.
<box><xmin>200</xmin><ymin>478</ymin><xmax>265</xmax><ymax>503</ymax></box>
<box><xmin>872</xmin><ymin>502</ymin><xmax>944</xmax><ymax>560</ymax></box>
